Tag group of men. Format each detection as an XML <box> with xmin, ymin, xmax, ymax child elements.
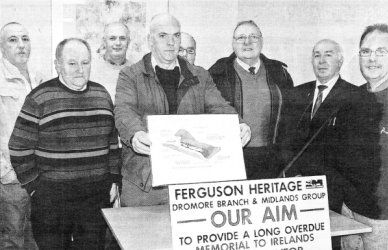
<box><xmin>1</xmin><ymin>12</ymin><xmax>388</xmax><ymax>250</ymax></box>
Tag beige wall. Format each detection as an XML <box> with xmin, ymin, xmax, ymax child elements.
<box><xmin>1</xmin><ymin>0</ymin><xmax>52</xmax><ymax>78</ymax></box>
<box><xmin>2</xmin><ymin>0</ymin><xmax>388</xmax><ymax>85</ymax></box>
<box><xmin>170</xmin><ymin>0</ymin><xmax>238</xmax><ymax>69</ymax></box>
<box><xmin>235</xmin><ymin>0</ymin><xmax>388</xmax><ymax>86</ymax></box>
<box><xmin>172</xmin><ymin>0</ymin><xmax>388</xmax><ymax>86</ymax></box>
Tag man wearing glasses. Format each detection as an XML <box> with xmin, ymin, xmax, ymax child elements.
<box><xmin>209</xmin><ymin>20</ymin><xmax>293</xmax><ymax>180</ymax></box>
<box><xmin>178</xmin><ymin>32</ymin><xmax>196</xmax><ymax>65</ymax></box>
<box><xmin>340</xmin><ymin>23</ymin><xmax>388</xmax><ymax>249</ymax></box>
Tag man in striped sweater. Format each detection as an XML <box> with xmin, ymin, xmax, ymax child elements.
<box><xmin>8</xmin><ymin>38</ymin><xmax>121</xmax><ymax>250</ymax></box>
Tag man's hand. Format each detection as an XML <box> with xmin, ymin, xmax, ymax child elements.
<box><xmin>1</xmin><ymin>169</ymin><xmax>19</xmax><ymax>184</ymax></box>
<box><xmin>131</xmin><ymin>131</ymin><xmax>152</xmax><ymax>155</ymax></box>
<box><xmin>110</xmin><ymin>183</ymin><xmax>119</xmax><ymax>203</ymax></box>
<box><xmin>239</xmin><ymin>123</ymin><xmax>251</xmax><ymax>147</ymax></box>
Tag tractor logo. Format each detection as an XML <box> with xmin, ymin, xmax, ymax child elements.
<box><xmin>306</xmin><ymin>179</ymin><xmax>324</xmax><ymax>189</ymax></box>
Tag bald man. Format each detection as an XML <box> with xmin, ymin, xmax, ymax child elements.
<box><xmin>0</xmin><ymin>22</ymin><xmax>45</xmax><ymax>250</ymax></box>
<box><xmin>90</xmin><ymin>22</ymin><xmax>132</xmax><ymax>103</ymax></box>
<box><xmin>115</xmin><ymin>13</ymin><xmax>250</xmax><ymax>207</ymax></box>
<box><xmin>179</xmin><ymin>32</ymin><xmax>196</xmax><ymax>64</ymax></box>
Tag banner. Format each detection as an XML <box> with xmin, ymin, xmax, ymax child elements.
<box><xmin>148</xmin><ymin>114</ymin><xmax>246</xmax><ymax>186</ymax></box>
<box><xmin>168</xmin><ymin>176</ymin><xmax>331</xmax><ymax>250</ymax></box>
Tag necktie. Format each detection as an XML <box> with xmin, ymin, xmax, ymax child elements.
<box><xmin>248</xmin><ymin>66</ymin><xmax>256</xmax><ymax>75</ymax></box>
<box><xmin>311</xmin><ymin>85</ymin><xmax>328</xmax><ymax>118</ymax></box>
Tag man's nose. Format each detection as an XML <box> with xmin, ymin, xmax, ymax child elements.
<box><xmin>243</xmin><ymin>37</ymin><xmax>252</xmax><ymax>45</ymax></box>
<box><xmin>76</xmin><ymin>64</ymin><xmax>84</xmax><ymax>73</ymax></box>
<box><xmin>17</xmin><ymin>39</ymin><xmax>25</xmax><ymax>48</ymax></box>
<box><xmin>319</xmin><ymin>56</ymin><xmax>326</xmax><ymax>64</ymax></box>
<box><xmin>167</xmin><ymin>35</ymin><xmax>175</xmax><ymax>45</ymax></box>
<box><xmin>369</xmin><ymin>51</ymin><xmax>377</xmax><ymax>61</ymax></box>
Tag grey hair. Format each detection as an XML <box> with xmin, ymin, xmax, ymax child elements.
<box><xmin>55</xmin><ymin>38</ymin><xmax>91</xmax><ymax>60</ymax></box>
<box><xmin>0</xmin><ymin>22</ymin><xmax>24</xmax><ymax>43</ymax></box>
<box><xmin>149</xmin><ymin>13</ymin><xmax>180</xmax><ymax>35</ymax></box>
<box><xmin>312</xmin><ymin>39</ymin><xmax>344</xmax><ymax>64</ymax></box>
<box><xmin>233</xmin><ymin>20</ymin><xmax>261</xmax><ymax>36</ymax></box>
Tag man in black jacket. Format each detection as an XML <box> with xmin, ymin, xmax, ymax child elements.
<box><xmin>283</xmin><ymin>39</ymin><xmax>361</xmax><ymax>250</ymax></box>
<box><xmin>284</xmin><ymin>39</ymin><xmax>360</xmax><ymax>213</ymax></box>
<box><xmin>209</xmin><ymin>20</ymin><xmax>293</xmax><ymax>180</ymax></box>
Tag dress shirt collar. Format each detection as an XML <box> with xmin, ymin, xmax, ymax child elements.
<box><xmin>236</xmin><ymin>57</ymin><xmax>261</xmax><ymax>74</ymax></box>
<box><xmin>315</xmin><ymin>74</ymin><xmax>339</xmax><ymax>94</ymax></box>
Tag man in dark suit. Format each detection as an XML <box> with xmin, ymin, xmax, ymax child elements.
<box><xmin>283</xmin><ymin>39</ymin><xmax>361</xmax><ymax>250</ymax></box>
<box><xmin>283</xmin><ymin>39</ymin><xmax>360</xmax><ymax>212</ymax></box>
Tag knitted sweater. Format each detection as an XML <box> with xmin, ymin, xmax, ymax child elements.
<box><xmin>9</xmin><ymin>77</ymin><xmax>121</xmax><ymax>193</ymax></box>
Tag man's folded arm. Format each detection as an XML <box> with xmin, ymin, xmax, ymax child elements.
<box><xmin>9</xmin><ymin>96</ymin><xmax>41</xmax><ymax>194</ymax></box>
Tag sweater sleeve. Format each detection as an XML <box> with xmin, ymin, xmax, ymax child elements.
<box><xmin>9</xmin><ymin>96</ymin><xmax>41</xmax><ymax>193</ymax></box>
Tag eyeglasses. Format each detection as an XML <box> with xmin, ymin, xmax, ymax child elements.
<box><xmin>179</xmin><ymin>48</ymin><xmax>195</xmax><ymax>54</ymax></box>
<box><xmin>233</xmin><ymin>34</ymin><xmax>261</xmax><ymax>44</ymax></box>
<box><xmin>359</xmin><ymin>48</ymin><xmax>388</xmax><ymax>57</ymax></box>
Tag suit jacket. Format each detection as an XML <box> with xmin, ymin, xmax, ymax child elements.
<box><xmin>283</xmin><ymin>76</ymin><xmax>361</xmax><ymax>213</ymax></box>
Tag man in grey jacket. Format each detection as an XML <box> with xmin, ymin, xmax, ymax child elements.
<box><xmin>115</xmin><ymin>13</ymin><xmax>251</xmax><ymax>207</ymax></box>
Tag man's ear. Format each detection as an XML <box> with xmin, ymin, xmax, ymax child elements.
<box><xmin>54</xmin><ymin>59</ymin><xmax>60</xmax><ymax>76</ymax></box>
<box><xmin>339</xmin><ymin>58</ymin><xmax>344</xmax><ymax>69</ymax></box>
<box><xmin>147</xmin><ymin>34</ymin><xmax>153</xmax><ymax>50</ymax></box>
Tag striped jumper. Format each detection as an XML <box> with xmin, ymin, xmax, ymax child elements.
<box><xmin>9</xmin><ymin>77</ymin><xmax>121</xmax><ymax>193</ymax></box>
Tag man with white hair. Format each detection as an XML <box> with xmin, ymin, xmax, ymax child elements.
<box><xmin>90</xmin><ymin>22</ymin><xmax>132</xmax><ymax>103</ymax></box>
<box><xmin>115</xmin><ymin>13</ymin><xmax>251</xmax><ymax>207</ymax></box>
<box><xmin>0</xmin><ymin>22</ymin><xmax>45</xmax><ymax>250</ymax></box>
<box><xmin>284</xmin><ymin>39</ymin><xmax>360</xmax><ymax>212</ymax></box>
<box><xmin>283</xmin><ymin>39</ymin><xmax>361</xmax><ymax>250</ymax></box>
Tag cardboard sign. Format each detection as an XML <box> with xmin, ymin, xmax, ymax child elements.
<box><xmin>148</xmin><ymin>114</ymin><xmax>246</xmax><ymax>186</ymax></box>
<box><xmin>168</xmin><ymin>176</ymin><xmax>331</xmax><ymax>250</ymax></box>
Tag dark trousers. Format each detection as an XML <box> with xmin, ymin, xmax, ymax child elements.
<box><xmin>243</xmin><ymin>146</ymin><xmax>279</xmax><ymax>180</ymax></box>
<box><xmin>31</xmin><ymin>179</ymin><xmax>111</xmax><ymax>250</ymax></box>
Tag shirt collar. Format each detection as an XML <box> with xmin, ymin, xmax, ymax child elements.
<box><xmin>1</xmin><ymin>57</ymin><xmax>37</xmax><ymax>80</ymax></box>
<box><xmin>151</xmin><ymin>54</ymin><xmax>180</xmax><ymax>71</ymax></box>
<box><xmin>0</xmin><ymin>57</ymin><xmax>38</xmax><ymax>92</ymax></box>
<box><xmin>59</xmin><ymin>74</ymin><xmax>87</xmax><ymax>91</ymax></box>
<box><xmin>316</xmin><ymin>74</ymin><xmax>339</xmax><ymax>91</ymax></box>
<box><xmin>236</xmin><ymin>57</ymin><xmax>261</xmax><ymax>74</ymax></box>
<box><xmin>368</xmin><ymin>77</ymin><xmax>388</xmax><ymax>92</ymax></box>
